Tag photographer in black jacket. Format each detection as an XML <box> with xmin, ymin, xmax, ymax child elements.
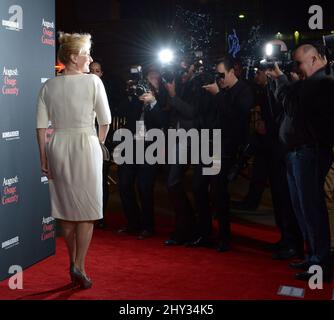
<box><xmin>117</xmin><ymin>68</ymin><xmax>166</xmax><ymax>239</ymax></box>
<box><xmin>163</xmin><ymin>64</ymin><xmax>198</xmax><ymax>246</ymax></box>
<box><xmin>203</xmin><ymin>56</ymin><xmax>254</xmax><ymax>251</ymax></box>
<box><xmin>251</xmin><ymin>68</ymin><xmax>304</xmax><ymax>259</ymax></box>
<box><xmin>267</xmin><ymin>44</ymin><xmax>334</xmax><ymax>282</ymax></box>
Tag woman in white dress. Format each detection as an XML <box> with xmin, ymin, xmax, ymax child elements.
<box><xmin>36</xmin><ymin>32</ymin><xmax>111</xmax><ymax>289</ymax></box>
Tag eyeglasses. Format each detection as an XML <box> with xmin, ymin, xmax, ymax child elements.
<box><xmin>215</xmin><ymin>72</ymin><xmax>225</xmax><ymax>80</ymax></box>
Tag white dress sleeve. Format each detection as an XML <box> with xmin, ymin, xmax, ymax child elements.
<box><xmin>36</xmin><ymin>84</ymin><xmax>49</xmax><ymax>128</ymax></box>
<box><xmin>94</xmin><ymin>76</ymin><xmax>112</xmax><ymax>126</ymax></box>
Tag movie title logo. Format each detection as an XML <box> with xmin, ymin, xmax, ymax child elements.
<box><xmin>2</xmin><ymin>67</ymin><xmax>19</xmax><ymax>96</ymax></box>
<box><xmin>41</xmin><ymin>19</ymin><xmax>55</xmax><ymax>47</ymax></box>
<box><xmin>1</xmin><ymin>5</ymin><xmax>23</xmax><ymax>32</ymax></box>
<box><xmin>2</xmin><ymin>236</ymin><xmax>20</xmax><ymax>250</ymax></box>
<box><xmin>2</xmin><ymin>176</ymin><xmax>19</xmax><ymax>205</ymax></box>
<box><xmin>41</xmin><ymin>216</ymin><xmax>55</xmax><ymax>241</ymax></box>
<box><xmin>2</xmin><ymin>130</ymin><xmax>20</xmax><ymax>141</ymax></box>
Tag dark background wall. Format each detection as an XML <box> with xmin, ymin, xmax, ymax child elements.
<box><xmin>0</xmin><ymin>0</ymin><xmax>56</xmax><ymax>281</ymax></box>
<box><xmin>56</xmin><ymin>0</ymin><xmax>334</xmax><ymax>78</ymax></box>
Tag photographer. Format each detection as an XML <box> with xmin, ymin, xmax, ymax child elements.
<box><xmin>163</xmin><ymin>62</ymin><xmax>198</xmax><ymax>246</ymax></box>
<box><xmin>117</xmin><ymin>67</ymin><xmax>165</xmax><ymax>239</ymax></box>
<box><xmin>187</xmin><ymin>71</ymin><xmax>220</xmax><ymax>248</ymax></box>
<box><xmin>249</xmin><ymin>68</ymin><xmax>304</xmax><ymax>260</ymax></box>
<box><xmin>267</xmin><ymin>44</ymin><xmax>334</xmax><ymax>282</ymax></box>
<box><xmin>203</xmin><ymin>56</ymin><xmax>255</xmax><ymax>252</ymax></box>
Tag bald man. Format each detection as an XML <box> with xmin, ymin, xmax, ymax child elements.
<box><xmin>294</xmin><ymin>44</ymin><xmax>327</xmax><ymax>78</ymax></box>
<box><xmin>267</xmin><ymin>44</ymin><xmax>334</xmax><ymax>283</ymax></box>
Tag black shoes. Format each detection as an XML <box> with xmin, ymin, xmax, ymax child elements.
<box><xmin>117</xmin><ymin>226</ymin><xmax>140</xmax><ymax>235</ymax></box>
<box><xmin>95</xmin><ymin>220</ymin><xmax>106</xmax><ymax>229</ymax></box>
<box><xmin>272</xmin><ymin>248</ymin><xmax>300</xmax><ymax>260</ymax></box>
<box><xmin>70</xmin><ymin>265</ymin><xmax>93</xmax><ymax>289</ymax></box>
<box><xmin>164</xmin><ymin>239</ymin><xmax>185</xmax><ymax>246</ymax></box>
<box><xmin>289</xmin><ymin>260</ymin><xmax>310</xmax><ymax>270</ymax></box>
<box><xmin>186</xmin><ymin>237</ymin><xmax>215</xmax><ymax>248</ymax></box>
<box><xmin>295</xmin><ymin>270</ymin><xmax>333</xmax><ymax>283</ymax></box>
<box><xmin>137</xmin><ymin>230</ymin><xmax>154</xmax><ymax>240</ymax></box>
<box><xmin>69</xmin><ymin>263</ymin><xmax>76</xmax><ymax>283</ymax></box>
<box><xmin>217</xmin><ymin>241</ymin><xmax>231</xmax><ymax>253</ymax></box>
<box><xmin>118</xmin><ymin>227</ymin><xmax>154</xmax><ymax>239</ymax></box>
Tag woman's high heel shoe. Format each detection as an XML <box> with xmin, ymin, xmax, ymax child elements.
<box><xmin>69</xmin><ymin>263</ymin><xmax>77</xmax><ymax>284</ymax></box>
<box><xmin>71</xmin><ymin>268</ymin><xmax>93</xmax><ymax>289</ymax></box>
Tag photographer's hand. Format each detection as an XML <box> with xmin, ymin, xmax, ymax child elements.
<box><xmin>187</xmin><ymin>64</ymin><xmax>195</xmax><ymax>79</ymax></box>
<box><xmin>290</xmin><ymin>72</ymin><xmax>300</xmax><ymax>82</ymax></box>
<box><xmin>165</xmin><ymin>81</ymin><xmax>176</xmax><ymax>98</ymax></box>
<box><xmin>265</xmin><ymin>62</ymin><xmax>284</xmax><ymax>79</ymax></box>
<box><xmin>139</xmin><ymin>91</ymin><xmax>156</xmax><ymax>105</ymax></box>
<box><xmin>202</xmin><ymin>82</ymin><xmax>220</xmax><ymax>95</ymax></box>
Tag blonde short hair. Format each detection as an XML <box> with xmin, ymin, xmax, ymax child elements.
<box><xmin>57</xmin><ymin>32</ymin><xmax>92</xmax><ymax>65</ymax></box>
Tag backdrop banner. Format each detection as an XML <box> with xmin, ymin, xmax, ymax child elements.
<box><xmin>0</xmin><ymin>0</ymin><xmax>56</xmax><ymax>281</ymax></box>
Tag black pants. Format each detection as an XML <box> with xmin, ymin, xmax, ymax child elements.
<box><xmin>243</xmin><ymin>152</ymin><xmax>268</xmax><ymax>208</ymax></box>
<box><xmin>193</xmin><ymin>144</ymin><xmax>303</xmax><ymax>250</ymax></box>
<box><xmin>167</xmin><ymin>164</ymin><xmax>196</xmax><ymax>242</ymax></box>
<box><xmin>118</xmin><ymin>163</ymin><xmax>157</xmax><ymax>232</ymax></box>
<box><xmin>192</xmin><ymin>156</ymin><xmax>235</xmax><ymax>244</ymax></box>
<box><xmin>167</xmin><ymin>141</ymin><xmax>196</xmax><ymax>242</ymax></box>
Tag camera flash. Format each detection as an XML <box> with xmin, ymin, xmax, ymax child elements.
<box><xmin>159</xmin><ymin>49</ymin><xmax>174</xmax><ymax>64</ymax></box>
<box><xmin>265</xmin><ymin>44</ymin><xmax>274</xmax><ymax>57</ymax></box>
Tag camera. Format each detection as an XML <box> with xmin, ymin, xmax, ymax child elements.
<box><xmin>322</xmin><ymin>34</ymin><xmax>334</xmax><ymax>75</ymax></box>
<box><xmin>187</xmin><ymin>51</ymin><xmax>220</xmax><ymax>86</ymax></box>
<box><xmin>159</xmin><ymin>49</ymin><xmax>215</xmax><ymax>85</ymax></box>
<box><xmin>323</xmin><ymin>34</ymin><xmax>334</xmax><ymax>61</ymax></box>
<box><xmin>258</xmin><ymin>43</ymin><xmax>296</xmax><ymax>73</ymax></box>
<box><xmin>126</xmin><ymin>65</ymin><xmax>151</xmax><ymax>97</ymax></box>
<box><xmin>160</xmin><ymin>64</ymin><xmax>189</xmax><ymax>84</ymax></box>
<box><xmin>158</xmin><ymin>48</ymin><xmax>221</xmax><ymax>88</ymax></box>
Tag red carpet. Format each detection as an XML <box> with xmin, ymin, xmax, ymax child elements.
<box><xmin>0</xmin><ymin>213</ymin><xmax>333</xmax><ymax>300</ymax></box>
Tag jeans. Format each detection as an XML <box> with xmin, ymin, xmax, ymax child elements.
<box><xmin>286</xmin><ymin>145</ymin><xmax>332</xmax><ymax>267</ymax></box>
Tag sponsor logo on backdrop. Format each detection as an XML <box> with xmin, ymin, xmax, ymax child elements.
<box><xmin>41</xmin><ymin>18</ymin><xmax>55</xmax><ymax>47</ymax></box>
<box><xmin>2</xmin><ymin>236</ymin><xmax>19</xmax><ymax>250</ymax></box>
<box><xmin>2</xmin><ymin>130</ymin><xmax>20</xmax><ymax>141</ymax></box>
<box><xmin>41</xmin><ymin>217</ymin><xmax>55</xmax><ymax>241</ymax></box>
<box><xmin>1</xmin><ymin>5</ymin><xmax>23</xmax><ymax>31</ymax></box>
<box><xmin>2</xmin><ymin>67</ymin><xmax>19</xmax><ymax>96</ymax></box>
<box><xmin>1</xmin><ymin>176</ymin><xmax>19</xmax><ymax>205</ymax></box>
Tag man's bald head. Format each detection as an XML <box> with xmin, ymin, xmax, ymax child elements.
<box><xmin>295</xmin><ymin>44</ymin><xmax>320</xmax><ymax>56</ymax></box>
<box><xmin>293</xmin><ymin>44</ymin><xmax>326</xmax><ymax>78</ymax></box>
